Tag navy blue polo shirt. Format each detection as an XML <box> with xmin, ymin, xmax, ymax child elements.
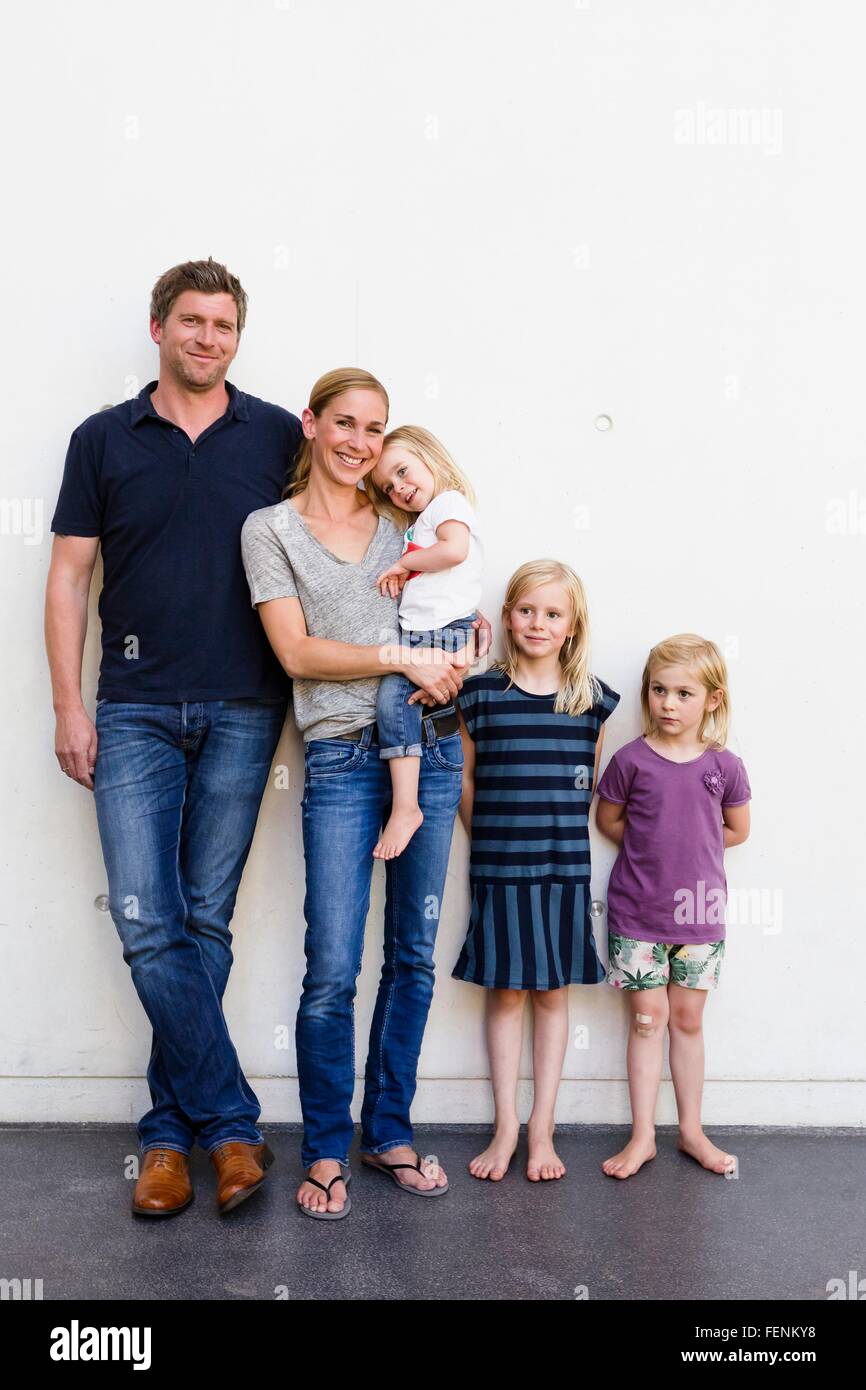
<box><xmin>50</xmin><ymin>380</ymin><xmax>302</xmax><ymax>702</ymax></box>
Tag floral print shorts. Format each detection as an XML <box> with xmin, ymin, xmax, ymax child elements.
<box><xmin>607</xmin><ymin>933</ymin><xmax>725</xmax><ymax>991</ymax></box>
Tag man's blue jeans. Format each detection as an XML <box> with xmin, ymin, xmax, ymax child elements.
<box><xmin>297</xmin><ymin>716</ymin><xmax>463</xmax><ymax>1169</ymax></box>
<box><xmin>375</xmin><ymin>613</ymin><xmax>476</xmax><ymax>760</ymax></box>
<box><xmin>93</xmin><ymin>697</ymin><xmax>288</xmax><ymax>1155</ymax></box>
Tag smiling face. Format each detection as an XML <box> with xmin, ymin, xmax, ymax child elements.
<box><xmin>504</xmin><ymin>581</ymin><xmax>576</xmax><ymax>660</ymax></box>
<box><xmin>303</xmin><ymin>389</ymin><xmax>389</xmax><ymax>486</ymax></box>
<box><xmin>150</xmin><ymin>289</ymin><xmax>240</xmax><ymax>392</ymax></box>
<box><xmin>647</xmin><ymin>662</ymin><xmax>722</xmax><ymax>738</ymax></box>
<box><xmin>371</xmin><ymin>445</ymin><xmax>435</xmax><ymax>512</ymax></box>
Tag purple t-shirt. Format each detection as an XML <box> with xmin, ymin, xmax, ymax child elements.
<box><xmin>596</xmin><ymin>736</ymin><xmax>751</xmax><ymax>945</ymax></box>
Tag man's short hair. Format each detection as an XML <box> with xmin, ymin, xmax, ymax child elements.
<box><xmin>150</xmin><ymin>257</ymin><xmax>248</xmax><ymax>334</ymax></box>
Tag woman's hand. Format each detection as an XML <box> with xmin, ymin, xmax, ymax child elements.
<box><xmin>375</xmin><ymin>562</ymin><xmax>411</xmax><ymax>599</ymax></box>
<box><xmin>400</xmin><ymin>647</ymin><xmax>466</xmax><ymax>706</ymax></box>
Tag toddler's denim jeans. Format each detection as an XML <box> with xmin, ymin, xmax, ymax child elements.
<box><xmin>375</xmin><ymin>612</ymin><xmax>476</xmax><ymax>760</ymax></box>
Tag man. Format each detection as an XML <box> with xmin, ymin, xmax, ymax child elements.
<box><xmin>45</xmin><ymin>258</ymin><xmax>302</xmax><ymax>1216</ymax></box>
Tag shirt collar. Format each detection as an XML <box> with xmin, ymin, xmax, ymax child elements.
<box><xmin>130</xmin><ymin>379</ymin><xmax>249</xmax><ymax>426</ymax></box>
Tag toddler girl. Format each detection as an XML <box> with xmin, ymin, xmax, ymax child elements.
<box><xmin>452</xmin><ymin>560</ymin><xmax>620</xmax><ymax>1182</ymax></box>
<box><xmin>368</xmin><ymin>426</ymin><xmax>483</xmax><ymax>859</ymax></box>
<box><xmin>595</xmin><ymin>633</ymin><xmax>751</xmax><ymax>1179</ymax></box>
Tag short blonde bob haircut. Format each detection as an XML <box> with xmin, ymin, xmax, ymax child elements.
<box><xmin>364</xmin><ymin>425</ymin><xmax>476</xmax><ymax>530</ymax></box>
<box><xmin>640</xmin><ymin>633</ymin><xmax>730</xmax><ymax>748</ymax></box>
<box><xmin>493</xmin><ymin>559</ymin><xmax>601</xmax><ymax>719</ymax></box>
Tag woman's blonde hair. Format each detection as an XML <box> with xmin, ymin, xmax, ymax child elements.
<box><xmin>493</xmin><ymin>559</ymin><xmax>601</xmax><ymax>718</ymax></box>
<box><xmin>364</xmin><ymin>424</ymin><xmax>476</xmax><ymax>529</ymax></box>
<box><xmin>640</xmin><ymin>633</ymin><xmax>730</xmax><ymax>748</ymax></box>
<box><xmin>282</xmin><ymin>367</ymin><xmax>390</xmax><ymax>501</ymax></box>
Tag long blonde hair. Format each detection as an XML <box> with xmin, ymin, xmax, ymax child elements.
<box><xmin>493</xmin><ymin>559</ymin><xmax>602</xmax><ymax>718</ymax></box>
<box><xmin>282</xmin><ymin>367</ymin><xmax>390</xmax><ymax>501</ymax></box>
<box><xmin>364</xmin><ymin>424</ymin><xmax>476</xmax><ymax>529</ymax></box>
<box><xmin>640</xmin><ymin>634</ymin><xmax>731</xmax><ymax>748</ymax></box>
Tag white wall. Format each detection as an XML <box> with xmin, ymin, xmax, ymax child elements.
<box><xmin>2</xmin><ymin>0</ymin><xmax>864</xmax><ymax>1127</ymax></box>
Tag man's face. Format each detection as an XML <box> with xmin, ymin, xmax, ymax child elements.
<box><xmin>150</xmin><ymin>290</ymin><xmax>240</xmax><ymax>392</ymax></box>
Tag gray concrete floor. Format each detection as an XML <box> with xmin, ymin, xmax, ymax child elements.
<box><xmin>1</xmin><ymin>1125</ymin><xmax>862</xmax><ymax>1301</ymax></box>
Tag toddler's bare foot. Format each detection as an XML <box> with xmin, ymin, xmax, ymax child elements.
<box><xmin>373</xmin><ymin>807</ymin><xmax>424</xmax><ymax>860</ymax></box>
<box><xmin>468</xmin><ymin>1122</ymin><xmax>519</xmax><ymax>1181</ymax></box>
<box><xmin>678</xmin><ymin>1128</ymin><xmax>737</xmax><ymax>1175</ymax></box>
<box><xmin>602</xmin><ymin>1134</ymin><xmax>657</xmax><ymax>1179</ymax></box>
<box><xmin>526</xmin><ymin>1126</ymin><xmax>566</xmax><ymax>1181</ymax></box>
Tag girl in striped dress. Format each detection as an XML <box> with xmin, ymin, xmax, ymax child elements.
<box><xmin>453</xmin><ymin>559</ymin><xmax>619</xmax><ymax>1183</ymax></box>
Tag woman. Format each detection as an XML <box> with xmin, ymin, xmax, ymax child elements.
<box><xmin>241</xmin><ymin>368</ymin><xmax>491</xmax><ymax>1218</ymax></box>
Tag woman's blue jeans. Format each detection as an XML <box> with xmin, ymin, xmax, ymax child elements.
<box><xmin>375</xmin><ymin>613</ymin><xmax>476</xmax><ymax>760</ymax></box>
<box><xmin>297</xmin><ymin>716</ymin><xmax>463</xmax><ymax>1169</ymax></box>
<box><xmin>92</xmin><ymin>696</ymin><xmax>288</xmax><ymax>1155</ymax></box>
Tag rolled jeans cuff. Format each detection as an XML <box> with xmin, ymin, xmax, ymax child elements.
<box><xmin>379</xmin><ymin>744</ymin><xmax>423</xmax><ymax>760</ymax></box>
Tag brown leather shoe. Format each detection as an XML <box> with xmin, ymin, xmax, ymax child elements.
<box><xmin>132</xmin><ymin>1148</ymin><xmax>193</xmax><ymax>1218</ymax></box>
<box><xmin>210</xmin><ymin>1141</ymin><xmax>275</xmax><ymax>1213</ymax></box>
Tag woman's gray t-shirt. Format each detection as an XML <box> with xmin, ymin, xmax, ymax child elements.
<box><xmin>240</xmin><ymin>500</ymin><xmax>404</xmax><ymax>741</ymax></box>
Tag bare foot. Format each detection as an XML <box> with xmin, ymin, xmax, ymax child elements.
<box><xmin>602</xmin><ymin>1134</ymin><xmax>657</xmax><ymax>1179</ymax></box>
<box><xmin>372</xmin><ymin>807</ymin><xmax>424</xmax><ymax>860</ymax></box>
<box><xmin>469</xmin><ymin>1122</ymin><xmax>519</xmax><ymax>1181</ymax></box>
<box><xmin>678</xmin><ymin>1129</ymin><xmax>737</xmax><ymax>1175</ymax></box>
<box><xmin>526</xmin><ymin>1127</ymin><xmax>566</xmax><ymax>1181</ymax></box>
<box><xmin>296</xmin><ymin>1159</ymin><xmax>348</xmax><ymax>1214</ymax></box>
<box><xmin>362</xmin><ymin>1145</ymin><xmax>448</xmax><ymax>1191</ymax></box>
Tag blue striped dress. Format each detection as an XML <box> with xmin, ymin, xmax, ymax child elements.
<box><xmin>453</xmin><ymin>667</ymin><xmax>620</xmax><ymax>990</ymax></box>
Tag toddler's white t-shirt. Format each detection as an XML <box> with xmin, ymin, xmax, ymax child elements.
<box><xmin>397</xmin><ymin>489</ymin><xmax>483</xmax><ymax>632</ymax></box>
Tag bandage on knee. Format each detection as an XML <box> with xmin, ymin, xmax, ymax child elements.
<box><xmin>634</xmin><ymin>1011</ymin><xmax>655</xmax><ymax>1036</ymax></box>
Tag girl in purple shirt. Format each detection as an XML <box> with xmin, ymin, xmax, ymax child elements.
<box><xmin>595</xmin><ymin>633</ymin><xmax>751</xmax><ymax>1180</ymax></box>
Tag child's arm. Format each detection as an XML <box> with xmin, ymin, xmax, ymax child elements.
<box><xmin>375</xmin><ymin>521</ymin><xmax>469</xmax><ymax>593</ymax></box>
<box><xmin>591</xmin><ymin>726</ymin><xmax>606</xmax><ymax>794</ymax></box>
<box><xmin>455</xmin><ymin>703</ymin><xmax>475</xmax><ymax>838</ymax></box>
<box><xmin>595</xmin><ymin>797</ymin><xmax>627</xmax><ymax>846</ymax></box>
<box><xmin>593</xmin><ymin>734</ymin><xmax>627</xmax><ymax>843</ymax></box>
<box><xmin>722</xmin><ymin>802</ymin><xmax>750</xmax><ymax>848</ymax></box>
<box><xmin>402</xmin><ymin>520</ymin><xmax>470</xmax><ymax>574</ymax></box>
<box><xmin>408</xmin><ymin>519</ymin><xmax>470</xmax><ymax>572</ymax></box>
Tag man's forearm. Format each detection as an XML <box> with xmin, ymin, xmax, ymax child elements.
<box><xmin>45</xmin><ymin>579</ymin><xmax>89</xmax><ymax>712</ymax></box>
